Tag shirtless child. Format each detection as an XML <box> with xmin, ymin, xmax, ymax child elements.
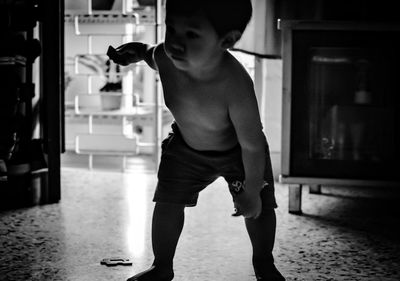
<box><xmin>108</xmin><ymin>0</ymin><xmax>285</xmax><ymax>280</ymax></box>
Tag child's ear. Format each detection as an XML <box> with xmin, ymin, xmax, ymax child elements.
<box><xmin>220</xmin><ymin>30</ymin><xmax>242</xmax><ymax>49</ymax></box>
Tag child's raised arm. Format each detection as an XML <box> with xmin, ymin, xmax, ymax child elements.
<box><xmin>107</xmin><ymin>43</ymin><xmax>157</xmax><ymax>70</ymax></box>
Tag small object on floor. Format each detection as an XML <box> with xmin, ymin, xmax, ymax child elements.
<box><xmin>100</xmin><ymin>257</ymin><xmax>133</xmax><ymax>267</ymax></box>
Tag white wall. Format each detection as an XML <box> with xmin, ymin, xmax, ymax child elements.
<box><xmin>254</xmin><ymin>58</ymin><xmax>283</xmax><ymax>179</ymax></box>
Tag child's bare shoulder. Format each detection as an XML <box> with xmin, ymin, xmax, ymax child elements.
<box><xmin>223</xmin><ymin>52</ymin><xmax>255</xmax><ymax>98</ymax></box>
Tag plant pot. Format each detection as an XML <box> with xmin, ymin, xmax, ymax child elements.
<box><xmin>100</xmin><ymin>94</ymin><xmax>122</xmax><ymax>111</ymax></box>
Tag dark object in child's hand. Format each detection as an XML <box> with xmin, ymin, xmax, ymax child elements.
<box><xmin>107</xmin><ymin>45</ymin><xmax>118</xmax><ymax>60</ymax></box>
<box><xmin>232</xmin><ymin>207</ymin><xmax>242</xmax><ymax>217</ymax></box>
<box><xmin>100</xmin><ymin>257</ymin><xmax>133</xmax><ymax>266</ymax></box>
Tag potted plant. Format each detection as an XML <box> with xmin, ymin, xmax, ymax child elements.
<box><xmin>77</xmin><ymin>54</ymin><xmax>123</xmax><ymax>110</ymax></box>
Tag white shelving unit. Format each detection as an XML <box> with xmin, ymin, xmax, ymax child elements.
<box><xmin>64</xmin><ymin>0</ymin><xmax>169</xmax><ymax>171</ymax></box>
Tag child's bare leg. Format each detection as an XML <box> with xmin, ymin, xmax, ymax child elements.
<box><xmin>245</xmin><ymin>208</ymin><xmax>285</xmax><ymax>280</ymax></box>
<box><xmin>152</xmin><ymin>202</ymin><xmax>185</xmax><ymax>269</ymax></box>
<box><xmin>127</xmin><ymin>202</ymin><xmax>185</xmax><ymax>281</ymax></box>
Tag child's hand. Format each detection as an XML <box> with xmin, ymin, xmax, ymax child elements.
<box><xmin>232</xmin><ymin>189</ymin><xmax>262</xmax><ymax>219</ymax></box>
<box><xmin>107</xmin><ymin>43</ymin><xmax>146</xmax><ymax>66</ymax></box>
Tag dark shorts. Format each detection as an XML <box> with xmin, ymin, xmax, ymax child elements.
<box><xmin>153</xmin><ymin>123</ymin><xmax>278</xmax><ymax>209</ymax></box>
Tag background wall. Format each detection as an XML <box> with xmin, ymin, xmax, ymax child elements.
<box><xmin>258</xmin><ymin>59</ymin><xmax>282</xmax><ymax>180</ymax></box>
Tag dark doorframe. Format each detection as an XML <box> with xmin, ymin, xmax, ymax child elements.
<box><xmin>40</xmin><ymin>0</ymin><xmax>65</xmax><ymax>203</ymax></box>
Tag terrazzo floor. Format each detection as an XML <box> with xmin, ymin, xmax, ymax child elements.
<box><xmin>1</xmin><ymin>164</ymin><xmax>400</xmax><ymax>280</ymax></box>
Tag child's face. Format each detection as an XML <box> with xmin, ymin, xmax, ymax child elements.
<box><xmin>164</xmin><ymin>11</ymin><xmax>224</xmax><ymax>71</ymax></box>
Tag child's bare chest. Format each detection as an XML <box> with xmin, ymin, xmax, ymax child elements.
<box><xmin>161</xmin><ymin>74</ymin><xmax>230</xmax><ymax>126</ymax></box>
<box><xmin>157</xmin><ymin>61</ymin><xmax>240</xmax><ymax>150</ymax></box>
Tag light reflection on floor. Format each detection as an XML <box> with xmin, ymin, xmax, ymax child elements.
<box><xmin>125</xmin><ymin>173</ymin><xmax>150</xmax><ymax>257</ymax></box>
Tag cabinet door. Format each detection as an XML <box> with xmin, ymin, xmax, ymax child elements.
<box><xmin>288</xmin><ymin>29</ymin><xmax>400</xmax><ymax>180</ymax></box>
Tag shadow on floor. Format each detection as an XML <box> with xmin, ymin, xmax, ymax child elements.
<box><xmin>299</xmin><ymin>185</ymin><xmax>400</xmax><ymax>242</ymax></box>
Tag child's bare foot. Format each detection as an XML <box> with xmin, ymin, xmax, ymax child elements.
<box><xmin>255</xmin><ymin>264</ymin><xmax>285</xmax><ymax>281</ymax></box>
<box><xmin>127</xmin><ymin>266</ymin><xmax>174</xmax><ymax>281</ymax></box>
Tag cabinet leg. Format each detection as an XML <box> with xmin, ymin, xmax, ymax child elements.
<box><xmin>309</xmin><ymin>184</ymin><xmax>321</xmax><ymax>194</ymax></box>
<box><xmin>88</xmin><ymin>154</ymin><xmax>93</xmax><ymax>170</ymax></box>
<box><xmin>289</xmin><ymin>184</ymin><xmax>302</xmax><ymax>214</ymax></box>
<box><xmin>122</xmin><ymin>156</ymin><xmax>126</xmax><ymax>172</ymax></box>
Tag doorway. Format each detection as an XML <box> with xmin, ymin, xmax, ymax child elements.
<box><xmin>62</xmin><ymin>0</ymin><xmax>171</xmax><ymax>173</ymax></box>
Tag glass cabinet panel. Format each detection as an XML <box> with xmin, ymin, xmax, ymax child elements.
<box><xmin>282</xmin><ymin>22</ymin><xmax>400</xmax><ymax>180</ymax></box>
<box><xmin>308</xmin><ymin>47</ymin><xmax>395</xmax><ymax>163</ymax></box>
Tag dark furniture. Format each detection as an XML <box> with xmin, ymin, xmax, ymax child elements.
<box><xmin>279</xmin><ymin>21</ymin><xmax>400</xmax><ymax>213</ymax></box>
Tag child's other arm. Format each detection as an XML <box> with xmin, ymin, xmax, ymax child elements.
<box><xmin>228</xmin><ymin>75</ymin><xmax>265</xmax><ymax>219</ymax></box>
<box><xmin>107</xmin><ymin>43</ymin><xmax>158</xmax><ymax>70</ymax></box>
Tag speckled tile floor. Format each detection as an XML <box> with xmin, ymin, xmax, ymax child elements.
<box><xmin>1</xmin><ymin>166</ymin><xmax>400</xmax><ymax>281</ymax></box>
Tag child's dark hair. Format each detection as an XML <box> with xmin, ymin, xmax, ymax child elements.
<box><xmin>165</xmin><ymin>0</ymin><xmax>252</xmax><ymax>37</ymax></box>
